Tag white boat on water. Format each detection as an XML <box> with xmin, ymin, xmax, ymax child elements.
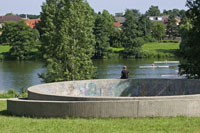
<box><xmin>154</xmin><ymin>61</ymin><xmax>180</xmax><ymax>64</ymax></box>
<box><xmin>139</xmin><ymin>66</ymin><xmax>169</xmax><ymax>68</ymax></box>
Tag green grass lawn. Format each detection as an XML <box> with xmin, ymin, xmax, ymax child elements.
<box><xmin>110</xmin><ymin>42</ymin><xmax>180</xmax><ymax>58</ymax></box>
<box><xmin>1</xmin><ymin>100</ymin><xmax>200</xmax><ymax>133</ymax></box>
<box><xmin>142</xmin><ymin>42</ymin><xmax>179</xmax><ymax>50</ymax></box>
<box><xmin>141</xmin><ymin>42</ymin><xmax>180</xmax><ymax>58</ymax></box>
<box><xmin>0</xmin><ymin>45</ymin><xmax>11</xmax><ymax>53</ymax></box>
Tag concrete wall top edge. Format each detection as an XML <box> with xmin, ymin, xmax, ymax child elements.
<box><xmin>28</xmin><ymin>79</ymin><xmax>200</xmax><ymax>99</ymax></box>
<box><xmin>8</xmin><ymin>98</ymin><xmax>200</xmax><ymax>103</ymax></box>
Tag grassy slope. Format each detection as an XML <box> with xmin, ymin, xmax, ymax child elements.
<box><xmin>142</xmin><ymin>42</ymin><xmax>179</xmax><ymax>50</ymax></box>
<box><xmin>141</xmin><ymin>42</ymin><xmax>179</xmax><ymax>57</ymax></box>
<box><xmin>110</xmin><ymin>42</ymin><xmax>180</xmax><ymax>58</ymax></box>
<box><xmin>0</xmin><ymin>45</ymin><xmax>11</xmax><ymax>53</ymax></box>
<box><xmin>1</xmin><ymin>101</ymin><xmax>200</xmax><ymax>133</ymax></box>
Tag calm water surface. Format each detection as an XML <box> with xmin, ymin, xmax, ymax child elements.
<box><xmin>0</xmin><ymin>58</ymin><xmax>182</xmax><ymax>92</ymax></box>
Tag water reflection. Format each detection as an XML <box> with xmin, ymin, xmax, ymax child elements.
<box><xmin>0</xmin><ymin>61</ymin><xmax>45</xmax><ymax>92</ymax></box>
<box><xmin>0</xmin><ymin>58</ymin><xmax>183</xmax><ymax>92</ymax></box>
<box><xmin>93</xmin><ymin>58</ymin><xmax>182</xmax><ymax>79</ymax></box>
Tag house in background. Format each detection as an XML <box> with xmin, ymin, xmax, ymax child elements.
<box><xmin>113</xmin><ymin>16</ymin><xmax>126</xmax><ymax>28</ymax></box>
<box><xmin>25</xmin><ymin>19</ymin><xmax>40</xmax><ymax>29</ymax></box>
<box><xmin>0</xmin><ymin>16</ymin><xmax>21</xmax><ymax>28</ymax></box>
<box><xmin>148</xmin><ymin>16</ymin><xmax>181</xmax><ymax>26</ymax></box>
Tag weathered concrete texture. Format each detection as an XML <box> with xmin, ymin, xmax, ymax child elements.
<box><xmin>28</xmin><ymin>79</ymin><xmax>200</xmax><ymax>101</ymax></box>
<box><xmin>7</xmin><ymin>98</ymin><xmax>200</xmax><ymax>118</ymax></box>
<box><xmin>7</xmin><ymin>79</ymin><xmax>200</xmax><ymax>118</ymax></box>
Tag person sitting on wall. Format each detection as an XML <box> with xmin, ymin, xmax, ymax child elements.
<box><xmin>121</xmin><ymin>66</ymin><xmax>129</xmax><ymax>79</ymax></box>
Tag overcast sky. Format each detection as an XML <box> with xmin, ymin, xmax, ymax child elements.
<box><xmin>0</xmin><ymin>0</ymin><xmax>188</xmax><ymax>16</ymax></box>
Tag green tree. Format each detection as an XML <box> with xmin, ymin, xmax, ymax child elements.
<box><xmin>1</xmin><ymin>21</ymin><xmax>38</xmax><ymax>60</ymax></box>
<box><xmin>152</xmin><ymin>22</ymin><xmax>166</xmax><ymax>40</ymax></box>
<box><xmin>179</xmin><ymin>0</ymin><xmax>200</xmax><ymax>78</ymax></box>
<box><xmin>146</xmin><ymin>6</ymin><xmax>161</xmax><ymax>16</ymax></box>
<box><xmin>138</xmin><ymin>14</ymin><xmax>153</xmax><ymax>36</ymax></box>
<box><xmin>122</xmin><ymin>9</ymin><xmax>144</xmax><ymax>58</ymax></box>
<box><xmin>39</xmin><ymin>0</ymin><xmax>96</xmax><ymax>82</ymax></box>
<box><xmin>93</xmin><ymin>10</ymin><xmax>114</xmax><ymax>58</ymax></box>
<box><xmin>5</xmin><ymin>13</ymin><xmax>15</xmax><ymax>16</ymax></box>
<box><xmin>162</xmin><ymin>9</ymin><xmax>186</xmax><ymax>18</ymax></box>
<box><xmin>110</xmin><ymin>28</ymin><xmax>122</xmax><ymax>48</ymax></box>
<box><xmin>166</xmin><ymin>15</ymin><xmax>179</xmax><ymax>39</ymax></box>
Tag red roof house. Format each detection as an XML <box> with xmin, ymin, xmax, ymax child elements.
<box><xmin>25</xmin><ymin>19</ymin><xmax>40</xmax><ymax>28</ymax></box>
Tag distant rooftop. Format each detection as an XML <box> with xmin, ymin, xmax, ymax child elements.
<box><xmin>114</xmin><ymin>17</ymin><xmax>126</xmax><ymax>24</ymax></box>
<box><xmin>0</xmin><ymin>16</ymin><xmax>21</xmax><ymax>23</ymax></box>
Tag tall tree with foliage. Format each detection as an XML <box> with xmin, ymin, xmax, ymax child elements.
<box><xmin>38</xmin><ymin>0</ymin><xmax>96</xmax><ymax>82</ymax></box>
<box><xmin>122</xmin><ymin>9</ymin><xmax>144</xmax><ymax>58</ymax></box>
<box><xmin>152</xmin><ymin>22</ymin><xmax>166</xmax><ymax>40</ymax></box>
<box><xmin>1</xmin><ymin>21</ymin><xmax>38</xmax><ymax>60</ymax></box>
<box><xmin>93</xmin><ymin>10</ymin><xmax>114</xmax><ymax>58</ymax></box>
<box><xmin>110</xmin><ymin>28</ymin><xmax>122</xmax><ymax>48</ymax></box>
<box><xmin>145</xmin><ymin>6</ymin><xmax>161</xmax><ymax>16</ymax></box>
<box><xmin>166</xmin><ymin>15</ymin><xmax>179</xmax><ymax>39</ymax></box>
<box><xmin>179</xmin><ymin>0</ymin><xmax>200</xmax><ymax>78</ymax></box>
<box><xmin>138</xmin><ymin>14</ymin><xmax>153</xmax><ymax>36</ymax></box>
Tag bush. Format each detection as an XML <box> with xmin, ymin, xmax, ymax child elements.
<box><xmin>7</xmin><ymin>88</ymin><xmax>18</xmax><ymax>97</ymax></box>
<box><xmin>0</xmin><ymin>88</ymin><xmax>28</xmax><ymax>98</ymax></box>
<box><xmin>143</xmin><ymin>34</ymin><xmax>156</xmax><ymax>43</ymax></box>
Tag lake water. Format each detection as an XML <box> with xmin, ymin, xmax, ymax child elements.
<box><xmin>0</xmin><ymin>58</ymin><xmax>182</xmax><ymax>92</ymax></box>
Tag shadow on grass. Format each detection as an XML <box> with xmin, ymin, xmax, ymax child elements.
<box><xmin>0</xmin><ymin>110</ymin><xmax>13</xmax><ymax>117</ymax></box>
<box><xmin>156</xmin><ymin>49</ymin><xmax>178</xmax><ymax>54</ymax></box>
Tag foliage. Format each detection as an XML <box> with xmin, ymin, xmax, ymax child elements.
<box><xmin>39</xmin><ymin>0</ymin><xmax>96</xmax><ymax>82</ymax></box>
<box><xmin>93</xmin><ymin>10</ymin><xmax>114</xmax><ymax>58</ymax></box>
<box><xmin>17</xmin><ymin>14</ymin><xmax>40</xmax><ymax>19</ymax></box>
<box><xmin>0</xmin><ymin>88</ymin><xmax>28</xmax><ymax>98</ymax></box>
<box><xmin>179</xmin><ymin>0</ymin><xmax>200</xmax><ymax>78</ymax></box>
<box><xmin>122</xmin><ymin>9</ymin><xmax>144</xmax><ymax>58</ymax></box>
<box><xmin>143</xmin><ymin>34</ymin><xmax>156</xmax><ymax>43</ymax></box>
<box><xmin>166</xmin><ymin>15</ymin><xmax>179</xmax><ymax>39</ymax></box>
<box><xmin>145</xmin><ymin>5</ymin><xmax>161</xmax><ymax>16</ymax></box>
<box><xmin>152</xmin><ymin>22</ymin><xmax>166</xmax><ymax>40</ymax></box>
<box><xmin>5</xmin><ymin>13</ymin><xmax>15</xmax><ymax>16</ymax></box>
<box><xmin>138</xmin><ymin>15</ymin><xmax>154</xmax><ymax>36</ymax></box>
<box><xmin>109</xmin><ymin>28</ymin><xmax>123</xmax><ymax>48</ymax></box>
<box><xmin>163</xmin><ymin>9</ymin><xmax>186</xmax><ymax>18</ymax></box>
<box><xmin>1</xmin><ymin>21</ymin><xmax>39</xmax><ymax>60</ymax></box>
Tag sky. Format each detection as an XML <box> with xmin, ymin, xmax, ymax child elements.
<box><xmin>0</xmin><ymin>0</ymin><xmax>188</xmax><ymax>16</ymax></box>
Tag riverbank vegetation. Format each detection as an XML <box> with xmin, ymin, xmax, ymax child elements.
<box><xmin>179</xmin><ymin>0</ymin><xmax>200</xmax><ymax>79</ymax></box>
<box><xmin>0</xmin><ymin>0</ymin><xmax>186</xmax><ymax>82</ymax></box>
<box><xmin>0</xmin><ymin>101</ymin><xmax>200</xmax><ymax>132</ymax></box>
<box><xmin>0</xmin><ymin>88</ymin><xmax>27</xmax><ymax>98</ymax></box>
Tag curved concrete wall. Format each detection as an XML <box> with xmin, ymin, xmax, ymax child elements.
<box><xmin>7</xmin><ymin>79</ymin><xmax>200</xmax><ymax>118</ymax></box>
<box><xmin>28</xmin><ymin>79</ymin><xmax>200</xmax><ymax>101</ymax></box>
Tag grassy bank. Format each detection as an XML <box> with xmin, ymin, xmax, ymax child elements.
<box><xmin>141</xmin><ymin>42</ymin><xmax>180</xmax><ymax>58</ymax></box>
<box><xmin>0</xmin><ymin>45</ymin><xmax>10</xmax><ymax>60</ymax></box>
<box><xmin>110</xmin><ymin>42</ymin><xmax>180</xmax><ymax>58</ymax></box>
<box><xmin>0</xmin><ymin>101</ymin><xmax>200</xmax><ymax>132</ymax></box>
<box><xmin>0</xmin><ymin>89</ymin><xmax>27</xmax><ymax>98</ymax></box>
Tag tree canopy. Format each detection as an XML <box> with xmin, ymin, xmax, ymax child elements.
<box><xmin>145</xmin><ymin>6</ymin><xmax>161</xmax><ymax>16</ymax></box>
<box><xmin>1</xmin><ymin>21</ymin><xmax>38</xmax><ymax>60</ymax></box>
<box><xmin>152</xmin><ymin>22</ymin><xmax>166</xmax><ymax>40</ymax></box>
<box><xmin>38</xmin><ymin>0</ymin><xmax>96</xmax><ymax>82</ymax></box>
<box><xmin>122</xmin><ymin>9</ymin><xmax>144</xmax><ymax>58</ymax></box>
<box><xmin>166</xmin><ymin>15</ymin><xmax>179</xmax><ymax>39</ymax></box>
<box><xmin>93</xmin><ymin>10</ymin><xmax>114</xmax><ymax>58</ymax></box>
<box><xmin>179</xmin><ymin>0</ymin><xmax>200</xmax><ymax>78</ymax></box>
